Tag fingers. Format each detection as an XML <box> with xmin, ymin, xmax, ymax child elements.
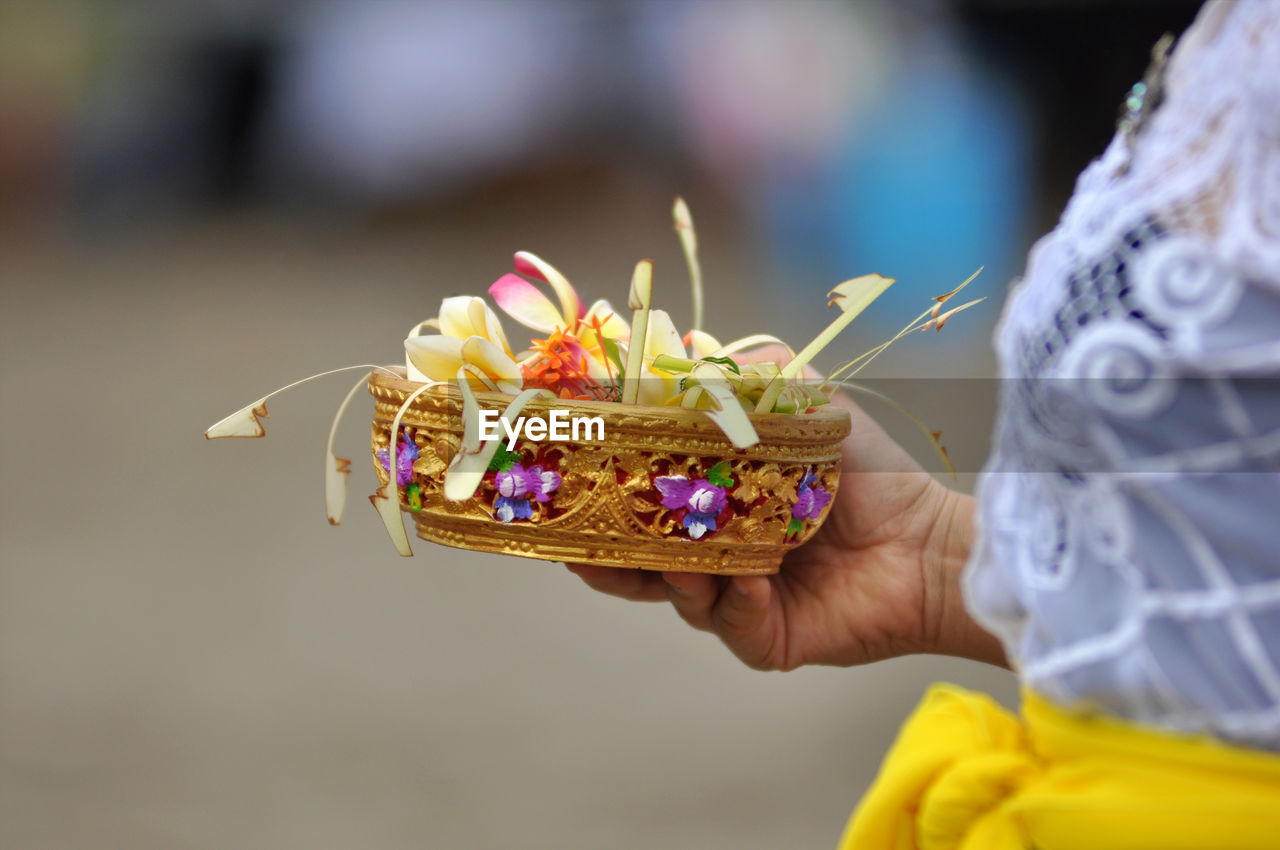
<box><xmin>711</xmin><ymin>576</ymin><xmax>781</xmax><ymax>670</ymax></box>
<box><xmin>565</xmin><ymin>563</ymin><xmax>668</xmax><ymax>601</ymax></box>
<box><xmin>664</xmin><ymin>573</ymin><xmax>780</xmax><ymax>669</ymax></box>
<box><xmin>571</xmin><ymin>565</ymin><xmax>783</xmax><ymax>669</ymax></box>
<box><xmin>662</xmin><ymin>571</ymin><xmax>720</xmax><ymax>630</ymax></box>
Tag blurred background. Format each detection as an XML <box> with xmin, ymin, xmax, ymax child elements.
<box><xmin>2</xmin><ymin>1</ymin><xmax>1201</xmax><ymax>848</ymax></box>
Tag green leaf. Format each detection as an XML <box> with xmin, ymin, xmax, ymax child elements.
<box><xmin>706</xmin><ymin>460</ymin><xmax>734</xmax><ymax>488</ymax></box>
<box><xmin>786</xmin><ymin>517</ymin><xmax>804</xmax><ymax>538</ymax></box>
<box><xmin>699</xmin><ymin>356</ymin><xmax>741</xmax><ymax>375</ymax></box>
<box><xmin>487</xmin><ymin>444</ymin><xmax>523</xmax><ymax>472</ymax></box>
<box><xmin>602</xmin><ymin>337</ymin><xmax>626</xmax><ymax>374</ymax></box>
<box><xmin>652</xmin><ymin>354</ymin><xmax>695</xmax><ymax>373</ymax></box>
<box><xmin>406</xmin><ymin>483</ymin><xmax>423</xmax><ymax>512</ymax></box>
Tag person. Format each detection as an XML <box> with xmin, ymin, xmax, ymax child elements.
<box><xmin>568</xmin><ymin>2</ymin><xmax>1280</xmax><ymax>847</ymax></box>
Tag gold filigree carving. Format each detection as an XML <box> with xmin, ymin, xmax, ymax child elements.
<box><xmin>369</xmin><ymin>374</ymin><xmax>849</xmax><ymax>574</ymax></box>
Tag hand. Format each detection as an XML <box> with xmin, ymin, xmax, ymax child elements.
<box><xmin>567</xmin><ymin>393</ymin><xmax>1006</xmax><ymax>671</ymax></box>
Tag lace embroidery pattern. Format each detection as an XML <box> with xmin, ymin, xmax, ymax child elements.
<box><xmin>964</xmin><ymin>0</ymin><xmax>1280</xmax><ymax>748</ymax></box>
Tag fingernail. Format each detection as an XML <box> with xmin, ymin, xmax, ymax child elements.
<box><xmin>732</xmin><ymin>578</ymin><xmax>751</xmax><ymax>596</ymax></box>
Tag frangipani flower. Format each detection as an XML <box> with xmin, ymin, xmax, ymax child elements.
<box><xmin>405</xmin><ymin>334</ymin><xmax>523</xmax><ymax>393</ymax></box>
<box><xmin>438</xmin><ymin>296</ymin><xmax>513</xmax><ymax>357</ymax></box>
<box><xmin>490</xmin><ymin>253</ymin><xmax>630</xmax><ymax>341</ymax></box>
<box><xmin>685</xmin><ymin>329</ymin><xmax>722</xmax><ymax>359</ymax></box>
<box><xmin>584</xmin><ymin>302</ymin><xmax>630</xmax><ymax>341</ymax></box>
<box><xmin>490</xmin><ymin>271</ymin><xmax>578</xmax><ymax>333</ymax></box>
<box><xmin>489</xmin><ymin>252</ymin><xmax>630</xmax><ymax>399</ymax></box>
<box><xmin>404</xmin><ymin>296</ymin><xmax>523</xmax><ymax>392</ymax></box>
<box><xmin>637</xmin><ymin>308</ymin><xmax>688</xmax><ymax>406</ymax></box>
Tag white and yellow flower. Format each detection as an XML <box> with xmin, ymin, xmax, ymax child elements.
<box><xmin>637</xmin><ymin>308</ymin><xmax>688</xmax><ymax>406</ymax></box>
<box><xmin>404</xmin><ymin>296</ymin><xmax>522</xmax><ymax>393</ymax></box>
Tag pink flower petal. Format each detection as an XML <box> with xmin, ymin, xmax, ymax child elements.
<box><xmin>488</xmin><ymin>273</ymin><xmax>564</xmax><ymax>332</ymax></box>
<box><xmin>513</xmin><ymin>254</ymin><xmax>545</xmax><ymax>281</ymax></box>
<box><xmin>513</xmin><ymin>251</ymin><xmax>582</xmax><ymax>327</ymax></box>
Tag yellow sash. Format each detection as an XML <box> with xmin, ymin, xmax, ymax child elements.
<box><xmin>837</xmin><ymin>684</ymin><xmax>1280</xmax><ymax>850</ymax></box>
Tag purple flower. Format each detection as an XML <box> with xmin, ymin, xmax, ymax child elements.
<box><xmin>377</xmin><ymin>436</ymin><xmax>419</xmax><ymax>486</ymax></box>
<box><xmin>493</xmin><ymin>462</ymin><xmax>560</xmax><ymax>522</ymax></box>
<box><xmin>655</xmin><ymin>474</ymin><xmax>727</xmax><ymax>539</ymax></box>
<box><xmin>654</xmin><ymin>475</ymin><xmax>727</xmax><ymax>514</ymax></box>
<box><xmin>792</xmin><ymin>467</ymin><xmax>831</xmax><ymax>521</ymax></box>
<box><xmin>495</xmin><ymin>466</ymin><xmax>529</xmax><ymax>499</ymax></box>
<box><xmin>495</xmin><ymin>496</ymin><xmax>534</xmax><ymax>522</ymax></box>
<box><xmin>495</xmin><ymin>463</ymin><xmax>561</xmax><ymax>502</ymax></box>
<box><xmin>526</xmin><ymin>465</ymin><xmax>561</xmax><ymax>502</ymax></box>
<box><xmin>682</xmin><ymin>512</ymin><xmax>717</xmax><ymax>539</ymax></box>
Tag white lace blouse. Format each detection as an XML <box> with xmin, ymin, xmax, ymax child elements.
<box><xmin>964</xmin><ymin>0</ymin><xmax>1280</xmax><ymax>749</ymax></box>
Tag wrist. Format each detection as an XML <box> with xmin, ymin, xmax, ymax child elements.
<box><xmin>916</xmin><ymin>486</ymin><xmax>1008</xmax><ymax>667</ymax></box>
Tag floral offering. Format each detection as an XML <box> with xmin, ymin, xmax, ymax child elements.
<box><xmin>206</xmin><ymin>199</ymin><xmax>981</xmax><ymax>571</ymax></box>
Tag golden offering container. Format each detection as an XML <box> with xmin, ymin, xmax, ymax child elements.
<box><xmin>369</xmin><ymin>373</ymin><xmax>850</xmax><ymax>575</ymax></box>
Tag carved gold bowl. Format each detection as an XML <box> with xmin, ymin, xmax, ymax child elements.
<box><xmin>368</xmin><ymin>373</ymin><xmax>850</xmax><ymax>574</ymax></box>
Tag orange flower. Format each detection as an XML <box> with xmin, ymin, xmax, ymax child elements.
<box><xmin>521</xmin><ymin>328</ymin><xmax>618</xmax><ymax>401</ymax></box>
